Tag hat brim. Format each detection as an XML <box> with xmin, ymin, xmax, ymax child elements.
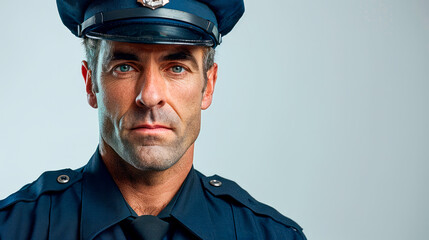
<box><xmin>85</xmin><ymin>19</ymin><xmax>215</xmax><ymax>46</ymax></box>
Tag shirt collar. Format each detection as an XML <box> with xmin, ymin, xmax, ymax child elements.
<box><xmin>80</xmin><ymin>148</ymin><xmax>216</xmax><ymax>240</ymax></box>
<box><xmin>170</xmin><ymin>169</ymin><xmax>216</xmax><ymax>240</ymax></box>
<box><xmin>80</xmin><ymin>148</ymin><xmax>135</xmax><ymax>240</ymax></box>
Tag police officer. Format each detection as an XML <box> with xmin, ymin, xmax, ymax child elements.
<box><xmin>0</xmin><ymin>0</ymin><xmax>306</xmax><ymax>239</ymax></box>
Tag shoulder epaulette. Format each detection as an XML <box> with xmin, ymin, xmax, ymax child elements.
<box><xmin>0</xmin><ymin>168</ymin><xmax>83</xmax><ymax>210</ymax></box>
<box><xmin>198</xmin><ymin>171</ymin><xmax>303</xmax><ymax>232</ymax></box>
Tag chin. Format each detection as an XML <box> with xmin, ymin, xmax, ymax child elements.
<box><xmin>130</xmin><ymin>159</ymin><xmax>175</xmax><ymax>172</ymax></box>
<box><xmin>127</xmin><ymin>146</ymin><xmax>181</xmax><ymax>172</ymax></box>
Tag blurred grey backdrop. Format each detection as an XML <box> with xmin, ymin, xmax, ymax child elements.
<box><xmin>1</xmin><ymin>1</ymin><xmax>428</xmax><ymax>239</ymax></box>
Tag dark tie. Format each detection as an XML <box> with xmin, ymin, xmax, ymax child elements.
<box><xmin>124</xmin><ymin>215</ymin><xmax>170</xmax><ymax>240</ymax></box>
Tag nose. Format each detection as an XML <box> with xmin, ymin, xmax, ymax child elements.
<box><xmin>135</xmin><ymin>67</ymin><xmax>166</xmax><ymax>109</ymax></box>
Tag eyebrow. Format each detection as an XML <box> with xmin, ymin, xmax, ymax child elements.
<box><xmin>107</xmin><ymin>48</ymin><xmax>200</xmax><ymax>69</ymax></box>
<box><xmin>160</xmin><ymin>50</ymin><xmax>199</xmax><ymax>70</ymax></box>
<box><xmin>110</xmin><ymin>52</ymin><xmax>140</xmax><ymax>61</ymax></box>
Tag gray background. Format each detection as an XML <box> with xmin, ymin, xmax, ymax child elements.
<box><xmin>1</xmin><ymin>1</ymin><xmax>428</xmax><ymax>239</ymax></box>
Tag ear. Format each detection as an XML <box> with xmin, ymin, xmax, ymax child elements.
<box><xmin>82</xmin><ymin>61</ymin><xmax>98</xmax><ymax>109</ymax></box>
<box><xmin>201</xmin><ymin>63</ymin><xmax>218</xmax><ymax>110</ymax></box>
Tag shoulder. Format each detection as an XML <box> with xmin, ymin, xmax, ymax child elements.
<box><xmin>0</xmin><ymin>168</ymin><xmax>84</xmax><ymax>224</ymax></box>
<box><xmin>0</xmin><ymin>168</ymin><xmax>83</xmax><ymax>210</ymax></box>
<box><xmin>0</xmin><ymin>168</ymin><xmax>83</xmax><ymax>239</ymax></box>
<box><xmin>196</xmin><ymin>170</ymin><xmax>307</xmax><ymax>240</ymax></box>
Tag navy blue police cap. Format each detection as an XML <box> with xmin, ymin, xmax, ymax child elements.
<box><xmin>57</xmin><ymin>0</ymin><xmax>245</xmax><ymax>47</ymax></box>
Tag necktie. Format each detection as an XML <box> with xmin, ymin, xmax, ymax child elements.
<box><xmin>124</xmin><ymin>215</ymin><xmax>170</xmax><ymax>240</ymax></box>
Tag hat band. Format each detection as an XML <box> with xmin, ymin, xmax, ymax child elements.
<box><xmin>78</xmin><ymin>7</ymin><xmax>221</xmax><ymax>45</ymax></box>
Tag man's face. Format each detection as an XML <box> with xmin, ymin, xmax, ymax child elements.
<box><xmin>83</xmin><ymin>40</ymin><xmax>217</xmax><ymax>171</ymax></box>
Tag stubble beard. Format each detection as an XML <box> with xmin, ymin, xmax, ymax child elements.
<box><xmin>109</xmin><ymin>120</ymin><xmax>200</xmax><ymax>172</ymax></box>
<box><xmin>119</xmin><ymin>137</ymin><xmax>187</xmax><ymax>172</ymax></box>
<box><xmin>100</xmin><ymin>103</ymin><xmax>202</xmax><ymax>172</ymax></box>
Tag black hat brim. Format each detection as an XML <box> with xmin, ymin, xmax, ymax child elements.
<box><xmin>85</xmin><ymin>21</ymin><xmax>215</xmax><ymax>46</ymax></box>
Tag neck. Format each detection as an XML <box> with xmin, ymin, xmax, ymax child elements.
<box><xmin>99</xmin><ymin>143</ymin><xmax>194</xmax><ymax>216</ymax></box>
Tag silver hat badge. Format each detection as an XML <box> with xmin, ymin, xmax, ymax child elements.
<box><xmin>137</xmin><ymin>0</ymin><xmax>170</xmax><ymax>10</ymax></box>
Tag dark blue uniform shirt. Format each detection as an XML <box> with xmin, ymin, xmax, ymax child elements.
<box><xmin>0</xmin><ymin>150</ymin><xmax>306</xmax><ymax>239</ymax></box>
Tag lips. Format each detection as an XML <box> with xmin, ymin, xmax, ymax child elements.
<box><xmin>130</xmin><ymin>124</ymin><xmax>172</xmax><ymax>134</ymax></box>
<box><xmin>132</xmin><ymin>124</ymin><xmax>170</xmax><ymax>129</ymax></box>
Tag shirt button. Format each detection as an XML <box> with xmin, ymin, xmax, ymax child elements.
<box><xmin>209</xmin><ymin>179</ymin><xmax>222</xmax><ymax>187</ymax></box>
<box><xmin>57</xmin><ymin>174</ymin><xmax>70</xmax><ymax>184</ymax></box>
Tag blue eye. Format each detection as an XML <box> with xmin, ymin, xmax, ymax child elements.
<box><xmin>171</xmin><ymin>66</ymin><xmax>185</xmax><ymax>73</ymax></box>
<box><xmin>115</xmin><ymin>64</ymin><xmax>133</xmax><ymax>72</ymax></box>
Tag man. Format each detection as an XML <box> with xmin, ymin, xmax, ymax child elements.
<box><xmin>0</xmin><ymin>0</ymin><xmax>306</xmax><ymax>239</ymax></box>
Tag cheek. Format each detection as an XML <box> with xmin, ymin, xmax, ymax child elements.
<box><xmin>97</xmin><ymin>82</ymin><xmax>137</xmax><ymax>123</ymax></box>
<box><xmin>168</xmin><ymin>81</ymin><xmax>204</xmax><ymax>118</ymax></box>
<box><xmin>170</xmin><ymin>73</ymin><xmax>206</xmax><ymax>103</ymax></box>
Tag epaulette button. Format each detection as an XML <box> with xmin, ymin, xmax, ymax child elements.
<box><xmin>209</xmin><ymin>179</ymin><xmax>222</xmax><ymax>187</ymax></box>
<box><xmin>57</xmin><ymin>174</ymin><xmax>70</xmax><ymax>184</ymax></box>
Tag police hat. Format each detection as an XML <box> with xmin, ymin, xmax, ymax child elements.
<box><xmin>57</xmin><ymin>0</ymin><xmax>245</xmax><ymax>47</ymax></box>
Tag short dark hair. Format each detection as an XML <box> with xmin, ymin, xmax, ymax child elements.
<box><xmin>82</xmin><ymin>38</ymin><xmax>103</xmax><ymax>92</ymax></box>
<box><xmin>82</xmin><ymin>38</ymin><xmax>215</xmax><ymax>91</ymax></box>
